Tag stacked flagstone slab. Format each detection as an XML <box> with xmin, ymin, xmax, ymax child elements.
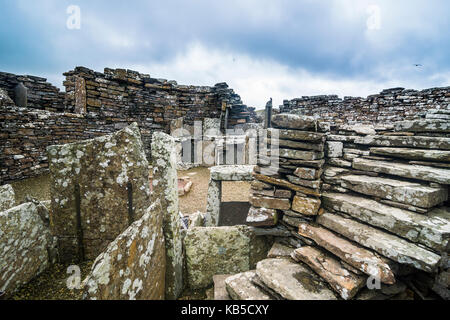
<box><xmin>248</xmin><ymin>114</ymin><xmax>325</xmax><ymax>232</ymax></box>
<box><xmin>224</xmin><ymin>112</ymin><xmax>450</xmax><ymax>300</ymax></box>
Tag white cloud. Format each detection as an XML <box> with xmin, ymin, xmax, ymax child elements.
<box><xmin>125</xmin><ymin>43</ymin><xmax>449</xmax><ymax>109</ymax></box>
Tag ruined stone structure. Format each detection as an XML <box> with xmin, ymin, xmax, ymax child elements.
<box><xmin>0</xmin><ymin>67</ymin><xmax>259</xmax><ymax>184</ymax></box>
<box><xmin>280</xmin><ymin>87</ymin><xmax>450</xmax><ymax>124</ymax></box>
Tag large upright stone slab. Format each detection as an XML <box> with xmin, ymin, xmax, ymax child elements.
<box><xmin>0</xmin><ymin>202</ymin><xmax>53</xmax><ymax>298</ymax></box>
<box><xmin>47</xmin><ymin>123</ymin><xmax>151</xmax><ymax>263</ymax></box>
<box><xmin>151</xmin><ymin>131</ymin><xmax>183</xmax><ymax>300</ymax></box>
<box><xmin>318</xmin><ymin>213</ymin><xmax>441</xmax><ymax>273</ymax></box>
<box><xmin>339</xmin><ymin>175</ymin><xmax>448</xmax><ymax>208</ymax></box>
<box><xmin>184</xmin><ymin>226</ymin><xmax>270</xmax><ymax>289</ymax></box>
<box><xmin>353</xmin><ymin>158</ymin><xmax>450</xmax><ymax>184</ymax></box>
<box><xmin>0</xmin><ymin>184</ymin><xmax>15</xmax><ymax>212</ymax></box>
<box><xmin>256</xmin><ymin>258</ymin><xmax>337</xmax><ymax>300</ymax></box>
<box><xmin>322</xmin><ymin>192</ymin><xmax>450</xmax><ymax>252</ymax></box>
<box><xmin>82</xmin><ymin>200</ymin><xmax>166</xmax><ymax>300</ymax></box>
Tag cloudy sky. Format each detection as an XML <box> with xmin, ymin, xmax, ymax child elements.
<box><xmin>1</xmin><ymin>0</ymin><xmax>449</xmax><ymax>109</ymax></box>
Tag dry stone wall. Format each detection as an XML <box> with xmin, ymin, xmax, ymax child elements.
<box><xmin>280</xmin><ymin>87</ymin><xmax>450</xmax><ymax>124</ymax></box>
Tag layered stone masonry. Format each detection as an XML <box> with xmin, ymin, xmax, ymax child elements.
<box><xmin>280</xmin><ymin>87</ymin><xmax>450</xmax><ymax>124</ymax></box>
<box><xmin>229</xmin><ymin>112</ymin><xmax>450</xmax><ymax>300</ymax></box>
<box><xmin>0</xmin><ymin>67</ymin><xmax>259</xmax><ymax>184</ymax></box>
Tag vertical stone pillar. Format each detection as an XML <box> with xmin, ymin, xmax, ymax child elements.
<box><xmin>14</xmin><ymin>82</ymin><xmax>27</xmax><ymax>108</ymax></box>
<box><xmin>74</xmin><ymin>76</ymin><xmax>87</xmax><ymax>114</ymax></box>
<box><xmin>205</xmin><ymin>179</ymin><xmax>222</xmax><ymax>227</ymax></box>
<box><xmin>151</xmin><ymin>132</ymin><xmax>183</xmax><ymax>300</ymax></box>
<box><xmin>264</xmin><ymin>98</ymin><xmax>273</xmax><ymax>129</ymax></box>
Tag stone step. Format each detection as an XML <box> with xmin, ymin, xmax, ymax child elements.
<box><xmin>322</xmin><ymin>192</ymin><xmax>450</xmax><ymax>252</ymax></box>
<box><xmin>256</xmin><ymin>258</ymin><xmax>338</xmax><ymax>300</ymax></box>
<box><xmin>297</xmin><ymin>222</ymin><xmax>395</xmax><ymax>284</ymax></box>
<box><xmin>268</xmin><ymin>128</ymin><xmax>325</xmax><ymax>143</ymax></box>
<box><xmin>317</xmin><ymin>213</ymin><xmax>441</xmax><ymax>273</ymax></box>
<box><xmin>266</xmin><ymin>138</ymin><xmax>324</xmax><ymax>152</ymax></box>
<box><xmin>291</xmin><ymin>246</ymin><xmax>367</xmax><ymax>300</ymax></box>
<box><xmin>224</xmin><ymin>271</ymin><xmax>275</xmax><ymax>300</ymax></box>
<box><xmin>279</xmin><ymin>149</ymin><xmax>324</xmax><ymax>161</ymax></box>
<box><xmin>271</xmin><ymin>114</ymin><xmax>317</xmax><ymax>130</ymax></box>
<box><xmin>354</xmin><ymin>135</ymin><xmax>450</xmax><ymax>150</ymax></box>
<box><xmin>394</xmin><ymin>120</ymin><xmax>450</xmax><ymax>133</ymax></box>
<box><xmin>370</xmin><ymin>147</ymin><xmax>450</xmax><ymax>162</ymax></box>
<box><xmin>352</xmin><ymin>158</ymin><xmax>450</xmax><ymax>184</ymax></box>
<box><xmin>338</xmin><ymin>174</ymin><xmax>447</xmax><ymax>208</ymax></box>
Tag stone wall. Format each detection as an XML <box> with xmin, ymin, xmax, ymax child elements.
<box><xmin>280</xmin><ymin>87</ymin><xmax>450</xmax><ymax>124</ymax></box>
<box><xmin>0</xmin><ymin>67</ymin><xmax>259</xmax><ymax>184</ymax></box>
<box><xmin>0</xmin><ymin>71</ymin><xmax>66</xmax><ymax>111</ymax></box>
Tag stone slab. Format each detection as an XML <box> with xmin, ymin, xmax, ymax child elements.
<box><xmin>291</xmin><ymin>246</ymin><xmax>366</xmax><ymax>300</ymax></box>
<box><xmin>291</xmin><ymin>196</ymin><xmax>321</xmax><ymax>216</ymax></box>
<box><xmin>317</xmin><ymin>213</ymin><xmax>441</xmax><ymax>273</ymax></box>
<box><xmin>355</xmin><ymin>135</ymin><xmax>450</xmax><ymax>150</ymax></box>
<box><xmin>246</xmin><ymin>206</ymin><xmax>278</xmax><ymax>227</ymax></box>
<box><xmin>225</xmin><ymin>271</ymin><xmax>274</xmax><ymax>300</ymax></box>
<box><xmin>210</xmin><ymin>165</ymin><xmax>254</xmax><ymax>181</ymax></box>
<box><xmin>0</xmin><ymin>184</ymin><xmax>15</xmax><ymax>212</ymax></box>
<box><xmin>394</xmin><ymin>120</ymin><xmax>450</xmax><ymax>133</ymax></box>
<box><xmin>353</xmin><ymin>158</ymin><xmax>450</xmax><ymax>184</ymax></box>
<box><xmin>271</xmin><ymin>114</ymin><xmax>317</xmax><ymax>130</ymax></box>
<box><xmin>256</xmin><ymin>258</ymin><xmax>338</xmax><ymax>300</ymax></box>
<box><xmin>370</xmin><ymin>147</ymin><xmax>450</xmax><ymax>162</ymax></box>
<box><xmin>253</xmin><ymin>173</ymin><xmax>321</xmax><ymax>197</ymax></box>
<box><xmin>267</xmin><ymin>128</ymin><xmax>325</xmax><ymax>142</ymax></box>
<box><xmin>339</xmin><ymin>174</ymin><xmax>448</xmax><ymax>208</ymax></box>
<box><xmin>322</xmin><ymin>192</ymin><xmax>450</xmax><ymax>252</ymax></box>
<box><xmin>297</xmin><ymin>222</ymin><xmax>395</xmax><ymax>284</ymax></box>
<box><xmin>213</xmin><ymin>275</ymin><xmax>232</xmax><ymax>300</ymax></box>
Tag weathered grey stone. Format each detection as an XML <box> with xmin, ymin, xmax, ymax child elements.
<box><xmin>297</xmin><ymin>222</ymin><xmax>395</xmax><ymax>284</ymax></box>
<box><xmin>205</xmin><ymin>179</ymin><xmax>221</xmax><ymax>227</ymax></box>
<box><xmin>14</xmin><ymin>83</ymin><xmax>27</xmax><ymax>108</ymax></box>
<box><xmin>251</xmin><ymin>180</ymin><xmax>273</xmax><ymax>191</ymax></box>
<box><xmin>279</xmin><ymin>149</ymin><xmax>324</xmax><ymax>161</ymax></box>
<box><xmin>48</xmin><ymin>122</ymin><xmax>151</xmax><ymax>262</ymax></box>
<box><xmin>82</xmin><ymin>200</ymin><xmax>166</xmax><ymax>300</ymax></box>
<box><xmin>151</xmin><ymin>131</ymin><xmax>183</xmax><ymax>300</ymax></box>
<box><xmin>184</xmin><ymin>226</ymin><xmax>269</xmax><ymax>289</ymax></box>
<box><xmin>271</xmin><ymin>114</ymin><xmax>317</xmax><ymax>130</ymax></box>
<box><xmin>294</xmin><ymin>167</ymin><xmax>322</xmax><ymax>180</ymax></box>
<box><xmin>249</xmin><ymin>196</ymin><xmax>291</xmax><ymax>210</ymax></box>
<box><xmin>256</xmin><ymin>258</ymin><xmax>338</xmax><ymax>300</ymax></box>
<box><xmin>322</xmin><ymin>192</ymin><xmax>450</xmax><ymax>252</ymax></box>
<box><xmin>291</xmin><ymin>196</ymin><xmax>321</xmax><ymax>216</ymax></box>
<box><xmin>267</xmin><ymin>128</ymin><xmax>325</xmax><ymax>142</ymax></box>
<box><xmin>1</xmin><ymin>202</ymin><xmax>53</xmax><ymax>298</ymax></box>
<box><xmin>372</xmin><ymin>147</ymin><xmax>450</xmax><ymax>162</ymax></box>
<box><xmin>213</xmin><ymin>275</ymin><xmax>232</xmax><ymax>300</ymax></box>
<box><xmin>188</xmin><ymin>211</ymin><xmax>205</xmax><ymax>228</ymax></box>
<box><xmin>291</xmin><ymin>246</ymin><xmax>366</xmax><ymax>300</ymax></box>
<box><xmin>327</xmin><ymin>158</ymin><xmax>352</xmax><ymax>168</ymax></box>
<box><xmin>0</xmin><ymin>184</ymin><xmax>15</xmax><ymax>212</ymax></box>
<box><xmin>267</xmin><ymin>242</ymin><xmax>294</xmax><ymax>258</ymax></box>
<box><xmin>253</xmin><ymin>173</ymin><xmax>321</xmax><ymax>197</ymax></box>
<box><xmin>353</xmin><ymin>158</ymin><xmax>450</xmax><ymax>184</ymax></box>
<box><xmin>210</xmin><ymin>165</ymin><xmax>254</xmax><ymax>181</ymax></box>
<box><xmin>0</xmin><ymin>88</ymin><xmax>14</xmax><ymax>106</ymax></box>
<box><xmin>225</xmin><ymin>271</ymin><xmax>275</xmax><ymax>300</ymax></box>
<box><xmin>287</xmin><ymin>175</ymin><xmax>321</xmax><ymax>190</ymax></box>
<box><xmin>326</xmin><ymin>142</ymin><xmax>343</xmax><ymax>158</ymax></box>
<box><xmin>279</xmin><ymin>158</ymin><xmax>325</xmax><ymax>169</ymax></box>
<box><xmin>318</xmin><ymin>213</ymin><xmax>441</xmax><ymax>273</ymax></box>
<box><xmin>340</xmin><ymin>124</ymin><xmax>376</xmax><ymax>136</ymax></box>
<box><xmin>266</xmin><ymin>138</ymin><xmax>324</xmax><ymax>152</ymax></box>
<box><xmin>355</xmin><ymin>135</ymin><xmax>450</xmax><ymax>150</ymax></box>
<box><xmin>339</xmin><ymin>175</ymin><xmax>448</xmax><ymax>208</ymax></box>
<box><xmin>395</xmin><ymin>120</ymin><xmax>450</xmax><ymax>133</ymax></box>
<box><xmin>246</xmin><ymin>206</ymin><xmax>278</xmax><ymax>227</ymax></box>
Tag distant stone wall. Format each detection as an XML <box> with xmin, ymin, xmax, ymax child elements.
<box><xmin>0</xmin><ymin>71</ymin><xmax>66</xmax><ymax>112</ymax></box>
<box><xmin>280</xmin><ymin>87</ymin><xmax>450</xmax><ymax>124</ymax></box>
<box><xmin>0</xmin><ymin>67</ymin><xmax>256</xmax><ymax>183</ymax></box>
